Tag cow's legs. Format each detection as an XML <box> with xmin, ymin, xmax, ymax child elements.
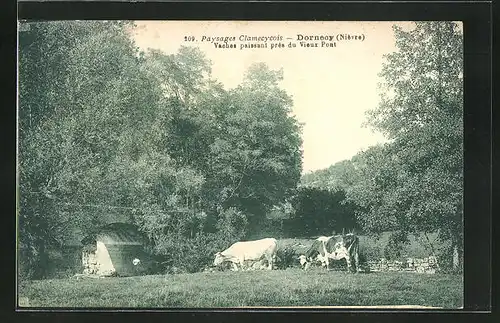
<box><xmin>354</xmin><ymin>252</ymin><xmax>360</xmax><ymax>273</ymax></box>
<box><xmin>266</xmin><ymin>255</ymin><xmax>274</xmax><ymax>270</ymax></box>
<box><xmin>238</xmin><ymin>257</ymin><xmax>245</xmax><ymax>271</ymax></box>
<box><xmin>231</xmin><ymin>262</ymin><xmax>239</xmax><ymax>271</ymax></box>
<box><xmin>345</xmin><ymin>256</ymin><xmax>354</xmax><ymax>273</ymax></box>
<box><xmin>345</xmin><ymin>257</ymin><xmax>351</xmax><ymax>272</ymax></box>
<box><xmin>325</xmin><ymin>257</ymin><xmax>330</xmax><ymax>270</ymax></box>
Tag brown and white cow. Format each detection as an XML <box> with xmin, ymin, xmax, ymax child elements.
<box><xmin>299</xmin><ymin>233</ymin><xmax>360</xmax><ymax>273</ymax></box>
<box><xmin>213</xmin><ymin>238</ymin><xmax>277</xmax><ymax>271</ymax></box>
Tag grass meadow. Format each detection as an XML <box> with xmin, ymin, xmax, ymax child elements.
<box><xmin>18</xmin><ymin>268</ymin><xmax>462</xmax><ymax>308</ymax></box>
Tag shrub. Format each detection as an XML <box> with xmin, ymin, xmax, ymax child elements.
<box><xmin>275</xmin><ymin>246</ymin><xmax>298</xmax><ymax>269</ymax></box>
<box><xmin>357</xmin><ymin>251</ymin><xmax>368</xmax><ymax>265</ymax></box>
<box><xmin>216</xmin><ymin>207</ymin><xmax>248</xmax><ymax>241</ymax></box>
<box><xmin>383</xmin><ymin>231</ymin><xmax>410</xmax><ymax>260</ymax></box>
<box><xmin>148</xmin><ymin>230</ymin><xmax>245</xmax><ymax>274</ymax></box>
<box><xmin>17</xmin><ymin>243</ymin><xmax>48</xmax><ymax>280</ymax></box>
<box><xmin>358</xmin><ymin>235</ymin><xmax>384</xmax><ymax>262</ymax></box>
<box><xmin>18</xmin><ymin>252</ymin><xmax>36</xmax><ymax>281</ymax></box>
<box><xmin>182</xmin><ymin>233</ymin><xmax>235</xmax><ymax>273</ymax></box>
<box><xmin>436</xmin><ymin>242</ymin><xmax>462</xmax><ymax>274</ymax></box>
<box><xmin>142</xmin><ymin>207</ymin><xmax>250</xmax><ymax>274</ymax></box>
<box><xmin>248</xmin><ymin>218</ymin><xmax>284</xmax><ymax>240</ymax></box>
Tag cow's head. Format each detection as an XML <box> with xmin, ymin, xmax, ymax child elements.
<box><xmin>298</xmin><ymin>255</ymin><xmax>312</xmax><ymax>270</ymax></box>
<box><xmin>213</xmin><ymin>252</ymin><xmax>225</xmax><ymax>266</ymax></box>
<box><xmin>342</xmin><ymin>233</ymin><xmax>358</xmax><ymax>251</ymax></box>
<box><xmin>298</xmin><ymin>255</ymin><xmax>307</xmax><ymax>267</ymax></box>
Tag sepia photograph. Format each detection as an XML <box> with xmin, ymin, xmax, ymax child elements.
<box><xmin>17</xmin><ymin>20</ymin><xmax>464</xmax><ymax>309</ymax></box>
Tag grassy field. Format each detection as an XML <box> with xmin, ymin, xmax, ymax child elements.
<box><xmin>18</xmin><ymin>269</ymin><xmax>462</xmax><ymax>308</ymax></box>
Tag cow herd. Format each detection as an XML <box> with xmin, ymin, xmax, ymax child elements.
<box><xmin>212</xmin><ymin>233</ymin><xmax>361</xmax><ymax>273</ymax></box>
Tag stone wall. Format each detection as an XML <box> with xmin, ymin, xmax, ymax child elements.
<box><xmin>366</xmin><ymin>256</ymin><xmax>439</xmax><ymax>274</ymax></box>
<box><xmin>82</xmin><ymin>250</ymin><xmax>99</xmax><ymax>275</ymax></box>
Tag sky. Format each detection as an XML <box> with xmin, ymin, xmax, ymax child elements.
<box><xmin>132</xmin><ymin>21</ymin><xmax>415</xmax><ymax>174</ymax></box>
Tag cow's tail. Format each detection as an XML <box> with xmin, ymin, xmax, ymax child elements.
<box><xmin>270</xmin><ymin>239</ymin><xmax>278</xmax><ymax>270</ymax></box>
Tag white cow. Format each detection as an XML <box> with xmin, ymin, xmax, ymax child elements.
<box><xmin>213</xmin><ymin>238</ymin><xmax>277</xmax><ymax>271</ymax></box>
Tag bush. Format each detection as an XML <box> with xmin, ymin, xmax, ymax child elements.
<box><xmin>275</xmin><ymin>246</ymin><xmax>298</xmax><ymax>269</ymax></box>
<box><xmin>248</xmin><ymin>218</ymin><xmax>284</xmax><ymax>240</ymax></box>
<box><xmin>18</xmin><ymin>254</ymin><xmax>36</xmax><ymax>281</ymax></box>
<box><xmin>216</xmin><ymin>207</ymin><xmax>248</xmax><ymax>241</ymax></box>
<box><xmin>358</xmin><ymin>235</ymin><xmax>384</xmax><ymax>262</ymax></box>
<box><xmin>383</xmin><ymin>231</ymin><xmax>410</xmax><ymax>260</ymax></box>
<box><xmin>142</xmin><ymin>207</ymin><xmax>250</xmax><ymax>274</ymax></box>
<box><xmin>17</xmin><ymin>243</ymin><xmax>48</xmax><ymax>280</ymax></box>
<box><xmin>357</xmin><ymin>251</ymin><xmax>368</xmax><ymax>265</ymax></box>
<box><xmin>149</xmin><ymin>230</ymin><xmax>245</xmax><ymax>274</ymax></box>
<box><xmin>436</xmin><ymin>242</ymin><xmax>462</xmax><ymax>274</ymax></box>
<box><xmin>183</xmin><ymin>233</ymin><xmax>235</xmax><ymax>273</ymax></box>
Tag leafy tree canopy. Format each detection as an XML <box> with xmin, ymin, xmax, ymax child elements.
<box><xmin>18</xmin><ymin>21</ymin><xmax>304</xmax><ymax>277</ymax></box>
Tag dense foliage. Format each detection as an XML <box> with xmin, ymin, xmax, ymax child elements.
<box><xmin>18</xmin><ymin>21</ymin><xmax>463</xmax><ymax>277</ymax></box>
<box><xmin>301</xmin><ymin>22</ymin><xmax>463</xmax><ymax>270</ymax></box>
<box><xmin>286</xmin><ymin>187</ymin><xmax>360</xmax><ymax>237</ymax></box>
<box><xmin>18</xmin><ymin>21</ymin><xmax>302</xmax><ymax>277</ymax></box>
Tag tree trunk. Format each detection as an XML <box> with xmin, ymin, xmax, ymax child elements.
<box><xmin>451</xmin><ymin>209</ymin><xmax>463</xmax><ymax>272</ymax></box>
<box><xmin>452</xmin><ymin>244</ymin><xmax>459</xmax><ymax>270</ymax></box>
<box><xmin>35</xmin><ymin>241</ymin><xmax>49</xmax><ymax>279</ymax></box>
<box><xmin>423</xmin><ymin>232</ymin><xmax>440</xmax><ymax>270</ymax></box>
<box><xmin>450</xmin><ymin>233</ymin><xmax>463</xmax><ymax>272</ymax></box>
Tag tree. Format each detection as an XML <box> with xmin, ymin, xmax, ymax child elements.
<box><xmin>299</xmin><ymin>23</ymin><xmax>463</xmax><ymax>269</ymax></box>
<box><xmin>288</xmin><ymin>187</ymin><xmax>359</xmax><ymax>237</ymax></box>
<box><xmin>150</xmin><ymin>61</ymin><xmax>303</xmax><ymax>233</ymax></box>
<box><xmin>18</xmin><ymin>22</ymin><xmax>304</xmax><ymax>276</ymax></box>
<box><xmin>362</xmin><ymin>22</ymin><xmax>463</xmax><ymax>269</ymax></box>
<box><xmin>301</xmin><ymin>159</ymin><xmax>364</xmax><ymax>192</ymax></box>
<box><xmin>205</xmin><ymin>63</ymin><xmax>303</xmax><ymax>232</ymax></box>
<box><xmin>18</xmin><ymin>21</ymin><xmax>163</xmax><ymax>278</ymax></box>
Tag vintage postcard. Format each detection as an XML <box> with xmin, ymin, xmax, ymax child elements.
<box><xmin>17</xmin><ymin>20</ymin><xmax>464</xmax><ymax>309</ymax></box>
